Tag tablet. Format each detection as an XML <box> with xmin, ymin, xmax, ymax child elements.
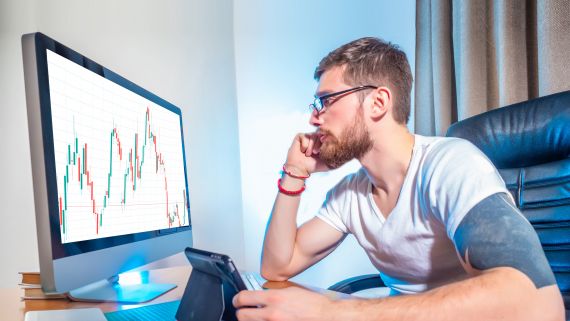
<box><xmin>177</xmin><ymin>247</ymin><xmax>249</xmax><ymax>321</ymax></box>
<box><xmin>184</xmin><ymin>247</ymin><xmax>249</xmax><ymax>292</ymax></box>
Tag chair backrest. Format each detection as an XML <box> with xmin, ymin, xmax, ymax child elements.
<box><xmin>446</xmin><ymin>90</ymin><xmax>570</xmax><ymax>308</ymax></box>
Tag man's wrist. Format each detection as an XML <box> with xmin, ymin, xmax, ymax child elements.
<box><xmin>283</xmin><ymin>163</ymin><xmax>311</xmax><ymax>179</ymax></box>
<box><xmin>278</xmin><ymin>163</ymin><xmax>310</xmax><ymax>196</ymax></box>
<box><xmin>279</xmin><ymin>174</ymin><xmax>306</xmax><ymax>190</ymax></box>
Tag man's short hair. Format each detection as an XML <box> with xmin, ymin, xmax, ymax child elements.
<box><xmin>314</xmin><ymin>37</ymin><xmax>413</xmax><ymax>124</ymax></box>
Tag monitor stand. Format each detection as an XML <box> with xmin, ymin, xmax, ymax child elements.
<box><xmin>67</xmin><ymin>273</ymin><xmax>177</xmax><ymax>303</ymax></box>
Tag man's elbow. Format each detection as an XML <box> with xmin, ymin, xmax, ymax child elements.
<box><xmin>260</xmin><ymin>262</ymin><xmax>292</xmax><ymax>282</ymax></box>
<box><xmin>535</xmin><ymin>285</ymin><xmax>565</xmax><ymax>321</ymax></box>
<box><xmin>518</xmin><ymin>283</ymin><xmax>565</xmax><ymax>321</ymax></box>
<box><xmin>536</xmin><ymin>301</ymin><xmax>565</xmax><ymax>321</ymax></box>
<box><xmin>260</xmin><ymin>270</ymin><xmax>289</xmax><ymax>282</ymax></box>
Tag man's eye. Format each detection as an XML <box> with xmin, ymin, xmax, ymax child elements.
<box><xmin>322</xmin><ymin>97</ymin><xmax>332</xmax><ymax>107</ymax></box>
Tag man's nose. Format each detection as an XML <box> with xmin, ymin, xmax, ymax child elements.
<box><xmin>309</xmin><ymin>110</ymin><xmax>323</xmax><ymax>127</ymax></box>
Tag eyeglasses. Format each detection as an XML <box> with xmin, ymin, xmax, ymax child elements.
<box><xmin>309</xmin><ymin>85</ymin><xmax>378</xmax><ymax>115</ymax></box>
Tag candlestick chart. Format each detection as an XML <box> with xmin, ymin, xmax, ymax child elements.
<box><xmin>47</xmin><ymin>50</ymin><xmax>189</xmax><ymax>244</ymax></box>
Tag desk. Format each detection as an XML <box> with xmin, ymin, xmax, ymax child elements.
<box><xmin>0</xmin><ymin>266</ymin><xmax>191</xmax><ymax>321</ymax></box>
<box><xmin>0</xmin><ymin>266</ymin><xmax>350</xmax><ymax>320</ymax></box>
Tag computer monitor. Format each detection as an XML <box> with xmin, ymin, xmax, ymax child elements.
<box><xmin>22</xmin><ymin>32</ymin><xmax>193</xmax><ymax>303</ymax></box>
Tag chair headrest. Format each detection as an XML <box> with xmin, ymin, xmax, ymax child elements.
<box><xmin>446</xmin><ymin>90</ymin><xmax>570</xmax><ymax>169</ymax></box>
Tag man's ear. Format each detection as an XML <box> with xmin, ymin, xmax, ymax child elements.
<box><xmin>369</xmin><ymin>87</ymin><xmax>391</xmax><ymax>120</ymax></box>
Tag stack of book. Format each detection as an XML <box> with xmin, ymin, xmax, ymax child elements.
<box><xmin>19</xmin><ymin>272</ymin><xmax>68</xmax><ymax>300</ymax></box>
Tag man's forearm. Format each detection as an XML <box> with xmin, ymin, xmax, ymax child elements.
<box><xmin>260</xmin><ymin>175</ymin><xmax>305</xmax><ymax>280</ymax></box>
<box><xmin>331</xmin><ymin>268</ymin><xmax>564</xmax><ymax>321</ymax></box>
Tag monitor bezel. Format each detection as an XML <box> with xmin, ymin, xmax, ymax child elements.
<box><xmin>30</xmin><ymin>32</ymin><xmax>192</xmax><ymax>261</ymax></box>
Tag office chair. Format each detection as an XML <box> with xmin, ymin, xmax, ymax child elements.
<box><xmin>328</xmin><ymin>90</ymin><xmax>570</xmax><ymax>315</ymax></box>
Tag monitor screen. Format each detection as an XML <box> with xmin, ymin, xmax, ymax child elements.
<box><xmin>47</xmin><ymin>49</ymin><xmax>189</xmax><ymax>244</ymax></box>
<box><xmin>22</xmin><ymin>32</ymin><xmax>192</xmax><ymax>301</ymax></box>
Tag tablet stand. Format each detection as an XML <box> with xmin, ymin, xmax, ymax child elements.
<box><xmin>176</xmin><ymin>269</ymin><xmax>238</xmax><ymax>321</ymax></box>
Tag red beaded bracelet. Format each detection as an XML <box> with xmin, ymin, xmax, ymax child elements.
<box><xmin>277</xmin><ymin>178</ymin><xmax>306</xmax><ymax>195</ymax></box>
<box><xmin>282</xmin><ymin>165</ymin><xmax>310</xmax><ymax>179</ymax></box>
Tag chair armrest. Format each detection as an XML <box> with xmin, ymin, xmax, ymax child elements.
<box><xmin>327</xmin><ymin>274</ymin><xmax>386</xmax><ymax>294</ymax></box>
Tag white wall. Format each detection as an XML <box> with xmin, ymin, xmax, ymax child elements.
<box><xmin>233</xmin><ymin>0</ymin><xmax>416</xmax><ymax>287</ymax></box>
<box><xmin>0</xmin><ymin>0</ymin><xmax>416</xmax><ymax>290</ymax></box>
<box><xmin>0</xmin><ymin>0</ymin><xmax>245</xmax><ymax>288</ymax></box>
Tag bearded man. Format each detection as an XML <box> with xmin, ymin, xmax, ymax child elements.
<box><xmin>233</xmin><ymin>37</ymin><xmax>564</xmax><ymax>321</ymax></box>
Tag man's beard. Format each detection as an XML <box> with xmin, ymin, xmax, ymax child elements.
<box><xmin>319</xmin><ymin>109</ymin><xmax>373</xmax><ymax>169</ymax></box>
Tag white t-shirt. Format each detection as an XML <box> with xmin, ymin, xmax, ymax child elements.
<box><xmin>316</xmin><ymin>135</ymin><xmax>510</xmax><ymax>294</ymax></box>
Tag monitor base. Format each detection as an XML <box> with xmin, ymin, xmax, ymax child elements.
<box><xmin>67</xmin><ymin>275</ymin><xmax>177</xmax><ymax>303</ymax></box>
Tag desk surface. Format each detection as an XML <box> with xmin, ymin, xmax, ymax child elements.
<box><xmin>0</xmin><ymin>266</ymin><xmax>349</xmax><ymax>320</ymax></box>
<box><xmin>1</xmin><ymin>266</ymin><xmax>191</xmax><ymax>321</ymax></box>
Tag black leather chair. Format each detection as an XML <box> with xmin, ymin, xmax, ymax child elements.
<box><xmin>328</xmin><ymin>90</ymin><xmax>570</xmax><ymax>315</ymax></box>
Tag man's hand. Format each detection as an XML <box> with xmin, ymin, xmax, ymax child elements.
<box><xmin>260</xmin><ymin>132</ymin><xmax>344</xmax><ymax>281</ymax></box>
<box><xmin>234</xmin><ymin>271</ymin><xmax>564</xmax><ymax>321</ymax></box>
<box><xmin>285</xmin><ymin>133</ymin><xmax>329</xmax><ymax>176</ymax></box>
<box><xmin>233</xmin><ymin>287</ymin><xmax>334</xmax><ymax>321</ymax></box>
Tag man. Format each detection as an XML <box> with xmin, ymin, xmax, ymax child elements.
<box><xmin>233</xmin><ymin>37</ymin><xmax>564</xmax><ymax>321</ymax></box>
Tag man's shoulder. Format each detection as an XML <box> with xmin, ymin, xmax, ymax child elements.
<box><xmin>321</xmin><ymin>168</ymin><xmax>369</xmax><ymax>213</ymax></box>
<box><xmin>416</xmin><ymin>135</ymin><xmax>497</xmax><ymax>180</ymax></box>
<box><xmin>329</xmin><ymin>167</ymin><xmax>369</xmax><ymax>193</ymax></box>
<box><xmin>417</xmin><ymin>135</ymin><xmax>475</xmax><ymax>153</ymax></box>
<box><xmin>417</xmin><ymin>135</ymin><xmax>503</xmax><ymax>192</ymax></box>
<box><xmin>417</xmin><ymin>135</ymin><xmax>485</xmax><ymax>165</ymax></box>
